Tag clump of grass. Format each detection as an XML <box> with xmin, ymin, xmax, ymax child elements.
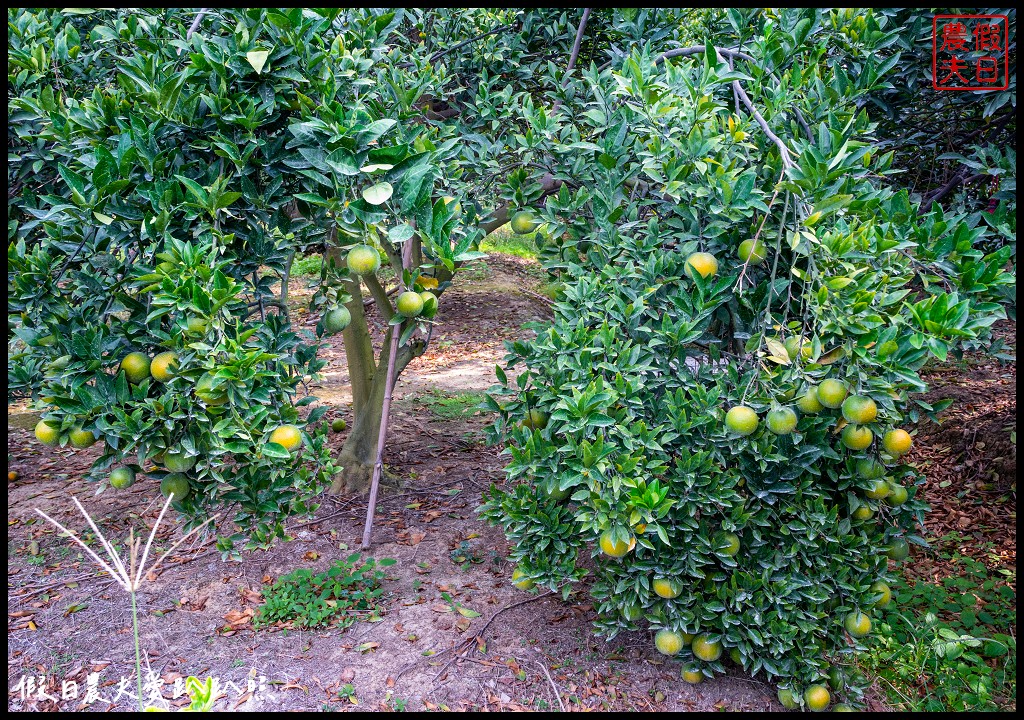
<box><xmin>413</xmin><ymin>388</ymin><xmax>487</xmax><ymax>420</ymax></box>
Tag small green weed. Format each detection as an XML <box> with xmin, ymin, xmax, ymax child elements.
<box><xmin>254</xmin><ymin>553</ymin><xmax>395</xmax><ymax>630</ymax></box>
<box><xmin>862</xmin><ymin>550</ymin><xmax>1016</xmax><ymax>711</ymax></box>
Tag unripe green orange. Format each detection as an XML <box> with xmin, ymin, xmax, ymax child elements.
<box><xmin>34</xmin><ymin>420</ymin><xmax>60</xmax><ymax>446</ymax></box>
<box><xmin>784</xmin><ymin>335</ymin><xmax>813</xmax><ymax>361</ymax></box>
<box><xmin>521</xmin><ymin>409</ymin><xmax>548</xmax><ymax>430</ymax></box>
<box><xmin>120</xmin><ymin>352</ymin><xmax>151</xmax><ymax>384</ymax></box>
<box><xmin>725</xmin><ymin>406</ymin><xmax>759</xmax><ymax>436</ymax></box>
<box><xmin>870</xmin><ymin>581</ymin><xmax>891</xmax><ymax>609</ymax></box>
<box><xmin>844</xmin><ymin>611</ymin><xmax>871</xmax><ymax>638</ymax></box>
<box><xmin>886</xmin><ymin>538</ymin><xmax>910</xmax><ymax>561</ymax></box>
<box><xmin>719</xmin><ymin>531</ymin><xmax>741</xmax><ymax>556</ymax></box>
<box><xmin>654</xmin><ymin>629</ymin><xmax>685</xmax><ymax>656</ymax></box>
<box><xmin>855</xmin><ymin>457</ymin><xmax>885</xmax><ymax>480</ymax></box>
<box><xmin>347</xmin><ymin>244</ymin><xmax>381</xmax><ymax>275</ymax></box>
<box><xmin>816</xmin><ymin>379</ymin><xmax>849</xmax><ymax>408</ymax></box>
<box><xmin>195</xmin><ymin>375</ymin><xmax>228</xmax><ymax>406</ymax></box>
<box><xmin>797</xmin><ymin>386</ymin><xmax>824</xmax><ymax>414</ymax></box>
<box><xmin>510</xmin><ymin>210</ymin><xmax>540</xmax><ymax>235</ymax></box>
<box><xmin>852</xmin><ymin>505</ymin><xmax>874</xmax><ymax>521</ymax></box>
<box><xmin>163</xmin><ymin>450</ymin><xmax>196</xmax><ymax>473</ymax></box>
<box><xmin>842</xmin><ymin>396</ymin><xmax>878</xmax><ymax>424</ymax></box>
<box><xmin>69</xmin><ymin>427</ymin><xmax>97</xmax><ymax>449</ymax></box>
<box><xmin>396</xmin><ymin>291</ymin><xmax>424</xmax><ymax>317</ymax></box>
<box><xmin>738</xmin><ymin>239</ymin><xmax>768</xmax><ymax>266</ymax></box>
<box><xmin>160</xmin><ymin>472</ymin><xmax>191</xmax><ymax>501</ymax></box>
<box><xmin>109</xmin><ymin>467</ymin><xmax>136</xmax><ymax>489</ymax></box>
<box><xmin>419</xmin><ymin>292</ymin><xmax>439</xmax><ymax>319</ymax></box>
<box><xmin>778</xmin><ymin>688</ymin><xmax>800</xmax><ymax>709</ymax></box>
<box><xmin>766</xmin><ymin>407</ymin><xmax>798</xmax><ymax>435</ymax></box>
<box><xmin>864</xmin><ymin>478</ymin><xmax>890</xmax><ymax>500</ymax></box>
<box><xmin>323</xmin><ymin>306</ymin><xmax>352</xmax><ymax>334</ymax></box>
<box><xmin>841</xmin><ymin>425</ymin><xmax>873</xmax><ymax>450</ymax></box>
<box><xmin>886</xmin><ymin>483</ymin><xmax>908</xmax><ymax>506</ymax></box>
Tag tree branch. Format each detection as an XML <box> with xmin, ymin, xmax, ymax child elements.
<box><xmin>553</xmin><ymin>8</ymin><xmax>592</xmax><ymax>113</ymax></box>
<box><xmin>186</xmin><ymin>8</ymin><xmax>209</xmax><ymax>40</ymax></box>
<box><xmin>364</xmin><ymin>273</ymin><xmax>395</xmax><ymax>322</ymax></box>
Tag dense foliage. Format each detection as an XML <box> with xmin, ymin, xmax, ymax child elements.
<box><xmin>7</xmin><ymin>6</ymin><xmax>1016</xmax><ymax>704</ymax></box>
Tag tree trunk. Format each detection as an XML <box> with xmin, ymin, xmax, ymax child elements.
<box><xmin>329</xmin><ymin>329</ymin><xmax>425</xmax><ymax>494</ymax></box>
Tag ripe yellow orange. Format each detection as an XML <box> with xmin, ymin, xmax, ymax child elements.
<box><xmin>34</xmin><ymin>420</ymin><xmax>60</xmax><ymax>446</ymax></box>
<box><xmin>804</xmin><ymin>684</ymin><xmax>831</xmax><ymax>711</ymax></box>
<box><xmin>9</xmin><ymin>470</ymin><xmax>19</xmax><ymax>482</ymax></box>
<box><xmin>691</xmin><ymin>634</ymin><xmax>723</xmax><ymax>662</ymax></box>
<box><xmin>511</xmin><ymin>567</ymin><xmax>535</xmax><ymax>590</ymax></box>
<box><xmin>654</xmin><ymin>629</ymin><xmax>685</xmax><ymax>656</ymax></box>
<box><xmin>882</xmin><ymin>429</ymin><xmax>913</xmax><ymax>456</ymax></box>
<box><xmin>347</xmin><ymin>244</ymin><xmax>381</xmax><ymax>275</ymax></box>
<box><xmin>841</xmin><ymin>425</ymin><xmax>873</xmax><ymax>450</ymax></box>
<box><xmin>816</xmin><ymin>379</ymin><xmax>848</xmax><ymax>408</ymax></box>
<box><xmin>269</xmin><ymin>424</ymin><xmax>302</xmax><ymax>453</ymax></box>
<box><xmin>725</xmin><ymin>405</ymin><xmax>759</xmax><ymax>436</ymax></box>
<box><xmin>598</xmin><ymin>530</ymin><xmax>635</xmax><ymax>558</ymax></box>
<box><xmin>150</xmin><ymin>351</ymin><xmax>178</xmax><ymax>382</ymax></box>
<box><xmin>842</xmin><ymin>395</ymin><xmax>878</xmax><ymax>424</ymax></box>
<box><xmin>844</xmin><ymin>611</ymin><xmax>871</xmax><ymax>638</ymax></box>
<box><xmin>685</xmin><ymin>252</ymin><xmax>719</xmax><ymax>279</ymax></box>
<box><xmin>120</xmin><ymin>352</ymin><xmax>151</xmax><ymax>384</ymax></box>
<box><xmin>681</xmin><ymin>665</ymin><xmax>704</xmax><ymax>684</ymax></box>
<box><xmin>652</xmin><ymin>577</ymin><xmax>682</xmax><ymax>599</ymax></box>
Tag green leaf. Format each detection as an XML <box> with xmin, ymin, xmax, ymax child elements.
<box><xmin>362</xmin><ymin>182</ymin><xmax>394</xmax><ymax>206</ymax></box>
<box><xmin>246</xmin><ymin>50</ymin><xmax>270</xmax><ymax>75</ymax></box>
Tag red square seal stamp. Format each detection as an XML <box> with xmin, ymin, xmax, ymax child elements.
<box><xmin>933</xmin><ymin>14</ymin><xmax>1010</xmax><ymax>90</ymax></box>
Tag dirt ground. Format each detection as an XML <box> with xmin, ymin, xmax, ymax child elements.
<box><xmin>6</xmin><ymin>256</ymin><xmax>1016</xmax><ymax>712</ymax></box>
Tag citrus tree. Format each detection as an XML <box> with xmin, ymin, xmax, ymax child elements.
<box><xmin>7</xmin><ymin>8</ymin><xmax>594</xmax><ymax>548</ymax></box>
<box><xmin>478</xmin><ymin>7</ymin><xmax>1015</xmax><ymax>707</ymax></box>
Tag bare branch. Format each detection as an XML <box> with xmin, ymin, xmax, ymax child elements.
<box><xmin>186</xmin><ymin>8</ymin><xmax>209</xmax><ymax>40</ymax></box>
<box><xmin>553</xmin><ymin>8</ymin><xmax>592</xmax><ymax>113</ymax></box>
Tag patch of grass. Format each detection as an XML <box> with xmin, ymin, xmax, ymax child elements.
<box><xmin>290</xmin><ymin>253</ymin><xmax>324</xmax><ymax>277</ymax></box>
<box><xmin>254</xmin><ymin>553</ymin><xmax>394</xmax><ymax>630</ymax></box>
<box><xmin>480</xmin><ymin>224</ymin><xmax>539</xmax><ymax>260</ymax></box>
<box><xmin>413</xmin><ymin>388</ymin><xmax>486</xmax><ymax>421</ymax></box>
<box><xmin>861</xmin><ymin>544</ymin><xmax>1016</xmax><ymax>711</ymax></box>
